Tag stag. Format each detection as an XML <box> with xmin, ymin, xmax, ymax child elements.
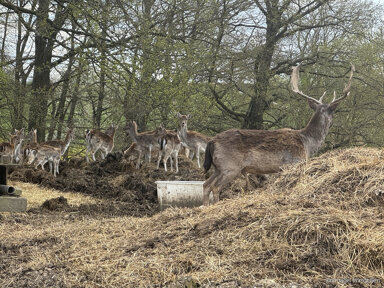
<box><xmin>203</xmin><ymin>64</ymin><xmax>355</xmax><ymax>205</ymax></box>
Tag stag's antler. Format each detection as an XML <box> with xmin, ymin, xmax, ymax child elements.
<box><xmin>290</xmin><ymin>65</ymin><xmax>325</xmax><ymax>104</ymax></box>
<box><xmin>329</xmin><ymin>63</ymin><xmax>355</xmax><ymax>106</ymax></box>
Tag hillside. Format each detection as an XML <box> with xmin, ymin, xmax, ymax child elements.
<box><xmin>1</xmin><ymin>147</ymin><xmax>384</xmax><ymax>287</ymax></box>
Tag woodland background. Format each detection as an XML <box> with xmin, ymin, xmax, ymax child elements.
<box><xmin>0</xmin><ymin>0</ymin><xmax>383</xmax><ymax>154</ymax></box>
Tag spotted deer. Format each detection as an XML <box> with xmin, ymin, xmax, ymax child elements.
<box><xmin>44</xmin><ymin>127</ymin><xmax>75</xmax><ymax>157</ymax></box>
<box><xmin>22</xmin><ymin>128</ymin><xmax>38</xmax><ymax>164</ymax></box>
<box><xmin>85</xmin><ymin>124</ymin><xmax>117</xmax><ymax>162</ymax></box>
<box><xmin>157</xmin><ymin>131</ymin><xmax>181</xmax><ymax>172</ymax></box>
<box><xmin>126</xmin><ymin>120</ymin><xmax>167</xmax><ymax>169</ymax></box>
<box><xmin>0</xmin><ymin>129</ymin><xmax>25</xmax><ymax>163</ymax></box>
<box><xmin>176</xmin><ymin>112</ymin><xmax>210</xmax><ymax>168</ymax></box>
<box><xmin>203</xmin><ymin>64</ymin><xmax>355</xmax><ymax>205</ymax></box>
<box><xmin>26</xmin><ymin>145</ymin><xmax>61</xmax><ymax>177</ymax></box>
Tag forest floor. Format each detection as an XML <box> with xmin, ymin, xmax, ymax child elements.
<box><xmin>1</xmin><ymin>148</ymin><xmax>384</xmax><ymax>287</ymax></box>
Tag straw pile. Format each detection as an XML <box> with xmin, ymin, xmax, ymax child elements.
<box><xmin>1</xmin><ymin>147</ymin><xmax>384</xmax><ymax>287</ymax></box>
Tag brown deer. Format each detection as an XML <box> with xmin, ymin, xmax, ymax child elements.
<box><xmin>0</xmin><ymin>129</ymin><xmax>25</xmax><ymax>163</ymax></box>
<box><xmin>22</xmin><ymin>128</ymin><xmax>38</xmax><ymax>164</ymax></box>
<box><xmin>126</xmin><ymin>120</ymin><xmax>167</xmax><ymax>169</ymax></box>
<box><xmin>26</xmin><ymin>145</ymin><xmax>61</xmax><ymax>177</ymax></box>
<box><xmin>176</xmin><ymin>112</ymin><xmax>210</xmax><ymax>168</ymax></box>
<box><xmin>85</xmin><ymin>124</ymin><xmax>117</xmax><ymax>162</ymax></box>
<box><xmin>157</xmin><ymin>131</ymin><xmax>181</xmax><ymax>172</ymax></box>
<box><xmin>44</xmin><ymin>127</ymin><xmax>75</xmax><ymax>157</ymax></box>
<box><xmin>203</xmin><ymin>64</ymin><xmax>355</xmax><ymax>205</ymax></box>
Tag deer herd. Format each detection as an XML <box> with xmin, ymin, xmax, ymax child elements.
<box><xmin>0</xmin><ymin>64</ymin><xmax>355</xmax><ymax>205</ymax></box>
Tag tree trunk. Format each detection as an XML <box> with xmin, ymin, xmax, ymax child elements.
<box><xmin>28</xmin><ymin>0</ymin><xmax>68</xmax><ymax>142</ymax></box>
<box><xmin>242</xmin><ymin>1</ymin><xmax>280</xmax><ymax>129</ymax></box>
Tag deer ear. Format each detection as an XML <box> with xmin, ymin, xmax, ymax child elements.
<box><xmin>187</xmin><ymin>114</ymin><xmax>191</xmax><ymax>119</ymax></box>
<box><xmin>307</xmin><ymin>99</ymin><xmax>318</xmax><ymax>111</ymax></box>
<box><xmin>328</xmin><ymin>101</ymin><xmax>339</xmax><ymax>113</ymax></box>
<box><xmin>176</xmin><ymin>112</ymin><xmax>182</xmax><ymax>119</ymax></box>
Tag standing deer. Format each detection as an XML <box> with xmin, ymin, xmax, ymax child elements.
<box><xmin>157</xmin><ymin>131</ymin><xmax>181</xmax><ymax>172</ymax></box>
<box><xmin>22</xmin><ymin>128</ymin><xmax>38</xmax><ymax>164</ymax></box>
<box><xmin>126</xmin><ymin>120</ymin><xmax>167</xmax><ymax>169</ymax></box>
<box><xmin>0</xmin><ymin>129</ymin><xmax>25</xmax><ymax>163</ymax></box>
<box><xmin>203</xmin><ymin>64</ymin><xmax>355</xmax><ymax>205</ymax></box>
<box><xmin>26</xmin><ymin>145</ymin><xmax>61</xmax><ymax>177</ymax></box>
<box><xmin>176</xmin><ymin>112</ymin><xmax>210</xmax><ymax>168</ymax></box>
<box><xmin>85</xmin><ymin>124</ymin><xmax>117</xmax><ymax>162</ymax></box>
<box><xmin>44</xmin><ymin>127</ymin><xmax>75</xmax><ymax>157</ymax></box>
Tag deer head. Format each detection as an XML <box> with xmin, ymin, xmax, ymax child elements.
<box><xmin>176</xmin><ymin>112</ymin><xmax>191</xmax><ymax>130</ymax></box>
<box><xmin>291</xmin><ymin>63</ymin><xmax>355</xmax><ymax>156</ymax></box>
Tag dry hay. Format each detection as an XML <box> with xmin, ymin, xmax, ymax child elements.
<box><xmin>1</xmin><ymin>147</ymin><xmax>384</xmax><ymax>287</ymax></box>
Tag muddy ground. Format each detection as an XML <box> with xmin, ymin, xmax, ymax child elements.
<box><xmin>8</xmin><ymin>152</ymin><xmax>263</xmax><ymax>217</ymax></box>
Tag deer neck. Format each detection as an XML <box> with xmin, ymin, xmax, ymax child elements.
<box><xmin>128</xmin><ymin>126</ymin><xmax>138</xmax><ymax>142</ymax></box>
<box><xmin>110</xmin><ymin>128</ymin><xmax>116</xmax><ymax>138</ymax></box>
<box><xmin>179</xmin><ymin>126</ymin><xmax>188</xmax><ymax>140</ymax></box>
<box><xmin>13</xmin><ymin>139</ymin><xmax>23</xmax><ymax>156</ymax></box>
<box><xmin>299</xmin><ymin>111</ymin><xmax>332</xmax><ymax>157</ymax></box>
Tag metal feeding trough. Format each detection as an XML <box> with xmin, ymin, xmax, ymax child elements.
<box><xmin>155</xmin><ymin>181</ymin><xmax>205</xmax><ymax>210</ymax></box>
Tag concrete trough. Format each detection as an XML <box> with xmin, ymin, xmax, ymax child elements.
<box><xmin>155</xmin><ymin>181</ymin><xmax>205</xmax><ymax>210</ymax></box>
<box><xmin>0</xmin><ymin>196</ymin><xmax>27</xmax><ymax>212</ymax></box>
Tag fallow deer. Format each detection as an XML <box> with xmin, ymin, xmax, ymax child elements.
<box><xmin>22</xmin><ymin>128</ymin><xmax>38</xmax><ymax>164</ymax></box>
<box><xmin>157</xmin><ymin>131</ymin><xmax>181</xmax><ymax>172</ymax></box>
<box><xmin>203</xmin><ymin>64</ymin><xmax>355</xmax><ymax>205</ymax></box>
<box><xmin>126</xmin><ymin>120</ymin><xmax>167</xmax><ymax>169</ymax></box>
<box><xmin>0</xmin><ymin>129</ymin><xmax>25</xmax><ymax>163</ymax></box>
<box><xmin>26</xmin><ymin>145</ymin><xmax>61</xmax><ymax>177</ymax></box>
<box><xmin>85</xmin><ymin>124</ymin><xmax>117</xmax><ymax>162</ymax></box>
<box><xmin>176</xmin><ymin>112</ymin><xmax>210</xmax><ymax>168</ymax></box>
<box><xmin>44</xmin><ymin>127</ymin><xmax>75</xmax><ymax>157</ymax></box>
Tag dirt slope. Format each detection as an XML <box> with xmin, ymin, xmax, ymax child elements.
<box><xmin>1</xmin><ymin>147</ymin><xmax>384</xmax><ymax>287</ymax></box>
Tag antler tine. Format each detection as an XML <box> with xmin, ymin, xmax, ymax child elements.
<box><xmin>290</xmin><ymin>65</ymin><xmax>322</xmax><ymax>104</ymax></box>
<box><xmin>330</xmin><ymin>63</ymin><xmax>355</xmax><ymax>105</ymax></box>
<box><xmin>319</xmin><ymin>91</ymin><xmax>327</xmax><ymax>103</ymax></box>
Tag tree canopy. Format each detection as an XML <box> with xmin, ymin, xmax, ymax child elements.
<box><xmin>0</xmin><ymin>0</ymin><xmax>383</xmax><ymax>151</ymax></box>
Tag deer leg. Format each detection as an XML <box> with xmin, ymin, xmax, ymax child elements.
<box><xmin>165</xmin><ymin>149</ymin><xmax>173</xmax><ymax>171</ymax></box>
<box><xmin>173</xmin><ymin>151</ymin><xmax>179</xmax><ymax>173</ymax></box>
<box><xmin>56</xmin><ymin>158</ymin><xmax>60</xmax><ymax>174</ymax></box>
<box><xmin>203</xmin><ymin>170</ymin><xmax>221</xmax><ymax>206</ymax></box>
<box><xmin>148</xmin><ymin>145</ymin><xmax>152</xmax><ymax>163</ymax></box>
<box><xmin>54</xmin><ymin>159</ymin><xmax>59</xmax><ymax>177</ymax></box>
<box><xmin>211</xmin><ymin>171</ymin><xmax>239</xmax><ymax>204</ymax></box>
<box><xmin>92</xmin><ymin>148</ymin><xmax>97</xmax><ymax>161</ymax></box>
<box><xmin>136</xmin><ymin>150</ymin><xmax>142</xmax><ymax>169</ymax></box>
<box><xmin>163</xmin><ymin>156</ymin><xmax>168</xmax><ymax>172</ymax></box>
<box><xmin>170</xmin><ymin>153</ymin><xmax>174</xmax><ymax>171</ymax></box>
<box><xmin>85</xmin><ymin>145</ymin><xmax>90</xmax><ymax>162</ymax></box>
<box><xmin>157</xmin><ymin>151</ymin><xmax>162</xmax><ymax>169</ymax></box>
<box><xmin>242</xmin><ymin>171</ymin><xmax>251</xmax><ymax>191</ymax></box>
<box><xmin>189</xmin><ymin>150</ymin><xmax>195</xmax><ymax>160</ymax></box>
<box><xmin>196</xmin><ymin>147</ymin><xmax>201</xmax><ymax>168</ymax></box>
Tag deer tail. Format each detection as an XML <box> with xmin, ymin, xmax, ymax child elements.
<box><xmin>159</xmin><ymin>138</ymin><xmax>167</xmax><ymax>150</ymax></box>
<box><xmin>204</xmin><ymin>141</ymin><xmax>214</xmax><ymax>173</ymax></box>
